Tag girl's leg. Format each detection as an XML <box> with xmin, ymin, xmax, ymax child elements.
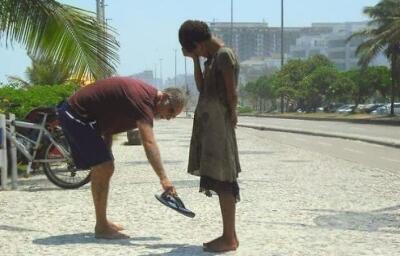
<box><xmin>203</xmin><ymin>191</ymin><xmax>238</xmax><ymax>252</ymax></box>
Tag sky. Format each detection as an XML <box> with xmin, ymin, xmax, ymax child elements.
<box><xmin>0</xmin><ymin>0</ymin><xmax>380</xmax><ymax>84</ymax></box>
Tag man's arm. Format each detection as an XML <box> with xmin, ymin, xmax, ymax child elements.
<box><xmin>136</xmin><ymin>120</ymin><xmax>175</xmax><ymax>192</ymax></box>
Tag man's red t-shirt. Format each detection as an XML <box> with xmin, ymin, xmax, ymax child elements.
<box><xmin>68</xmin><ymin>77</ymin><xmax>158</xmax><ymax>135</ymax></box>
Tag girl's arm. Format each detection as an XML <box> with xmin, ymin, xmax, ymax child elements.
<box><xmin>182</xmin><ymin>48</ymin><xmax>204</xmax><ymax>92</ymax></box>
<box><xmin>222</xmin><ymin>69</ymin><xmax>238</xmax><ymax>127</ymax></box>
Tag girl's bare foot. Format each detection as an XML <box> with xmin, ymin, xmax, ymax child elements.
<box><xmin>108</xmin><ymin>221</ymin><xmax>124</xmax><ymax>231</ymax></box>
<box><xmin>203</xmin><ymin>236</ymin><xmax>238</xmax><ymax>252</ymax></box>
<box><xmin>95</xmin><ymin>224</ymin><xmax>129</xmax><ymax>240</ymax></box>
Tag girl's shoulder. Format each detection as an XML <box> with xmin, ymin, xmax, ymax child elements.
<box><xmin>215</xmin><ymin>47</ymin><xmax>238</xmax><ymax>68</ymax></box>
<box><xmin>217</xmin><ymin>46</ymin><xmax>235</xmax><ymax>56</ymax></box>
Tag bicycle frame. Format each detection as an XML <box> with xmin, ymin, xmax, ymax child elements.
<box><xmin>5</xmin><ymin>114</ymin><xmax>71</xmax><ymax>165</ymax></box>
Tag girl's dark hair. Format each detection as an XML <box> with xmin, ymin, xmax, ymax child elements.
<box><xmin>179</xmin><ymin>20</ymin><xmax>211</xmax><ymax>52</ymax></box>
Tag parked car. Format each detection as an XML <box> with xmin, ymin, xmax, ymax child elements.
<box><xmin>364</xmin><ymin>103</ymin><xmax>385</xmax><ymax>113</ymax></box>
<box><xmin>321</xmin><ymin>103</ymin><xmax>345</xmax><ymax>113</ymax></box>
<box><xmin>336</xmin><ymin>104</ymin><xmax>356</xmax><ymax>114</ymax></box>
<box><xmin>356</xmin><ymin>104</ymin><xmax>367</xmax><ymax>112</ymax></box>
<box><xmin>371</xmin><ymin>103</ymin><xmax>400</xmax><ymax>115</ymax></box>
<box><xmin>371</xmin><ymin>105</ymin><xmax>389</xmax><ymax>115</ymax></box>
<box><xmin>394</xmin><ymin>103</ymin><xmax>400</xmax><ymax>114</ymax></box>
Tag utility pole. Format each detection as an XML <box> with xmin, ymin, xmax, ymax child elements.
<box><xmin>96</xmin><ymin>0</ymin><xmax>105</xmax><ymax>24</ymax></box>
<box><xmin>154</xmin><ymin>63</ymin><xmax>157</xmax><ymax>88</ymax></box>
<box><xmin>230</xmin><ymin>0</ymin><xmax>234</xmax><ymax>48</ymax></box>
<box><xmin>184</xmin><ymin>57</ymin><xmax>189</xmax><ymax>117</ymax></box>
<box><xmin>174</xmin><ymin>49</ymin><xmax>177</xmax><ymax>87</ymax></box>
<box><xmin>159</xmin><ymin>58</ymin><xmax>163</xmax><ymax>89</ymax></box>
<box><xmin>96</xmin><ymin>0</ymin><xmax>106</xmax><ymax>79</ymax></box>
<box><xmin>280</xmin><ymin>0</ymin><xmax>285</xmax><ymax>113</ymax></box>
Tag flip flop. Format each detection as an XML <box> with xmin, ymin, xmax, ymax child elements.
<box><xmin>155</xmin><ymin>191</ymin><xmax>195</xmax><ymax>218</ymax></box>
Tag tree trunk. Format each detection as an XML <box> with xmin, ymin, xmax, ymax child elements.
<box><xmin>390</xmin><ymin>55</ymin><xmax>397</xmax><ymax>116</ymax></box>
<box><xmin>262</xmin><ymin>98</ymin><xmax>265</xmax><ymax>112</ymax></box>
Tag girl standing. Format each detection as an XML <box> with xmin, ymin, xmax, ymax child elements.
<box><xmin>179</xmin><ymin>20</ymin><xmax>241</xmax><ymax>253</ymax></box>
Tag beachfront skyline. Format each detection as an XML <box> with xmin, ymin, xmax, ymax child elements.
<box><xmin>0</xmin><ymin>0</ymin><xmax>379</xmax><ymax>84</ymax></box>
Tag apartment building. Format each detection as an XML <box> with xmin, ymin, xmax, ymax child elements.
<box><xmin>289</xmin><ymin>22</ymin><xmax>388</xmax><ymax>70</ymax></box>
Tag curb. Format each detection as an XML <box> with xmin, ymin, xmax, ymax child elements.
<box><xmin>238</xmin><ymin>123</ymin><xmax>400</xmax><ymax>149</ymax></box>
<box><xmin>239</xmin><ymin>114</ymin><xmax>400</xmax><ymax>126</ymax></box>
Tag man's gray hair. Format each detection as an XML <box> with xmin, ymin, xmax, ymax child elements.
<box><xmin>163</xmin><ymin>87</ymin><xmax>188</xmax><ymax>108</ymax></box>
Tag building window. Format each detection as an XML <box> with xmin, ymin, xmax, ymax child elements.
<box><xmin>328</xmin><ymin>51</ymin><xmax>346</xmax><ymax>59</ymax></box>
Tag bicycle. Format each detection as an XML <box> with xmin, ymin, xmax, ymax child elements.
<box><xmin>5</xmin><ymin>109</ymin><xmax>91</xmax><ymax>189</ymax></box>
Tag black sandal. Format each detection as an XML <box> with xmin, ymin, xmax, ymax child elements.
<box><xmin>155</xmin><ymin>191</ymin><xmax>195</xmax><ymax>218</ymax></box>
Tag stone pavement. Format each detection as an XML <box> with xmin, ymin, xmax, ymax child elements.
<box><xmin>1</xmin><ymin>118</ymin><xmax>400</xmax><ymax>255</ymax></box>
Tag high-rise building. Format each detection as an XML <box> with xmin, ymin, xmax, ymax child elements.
<box><xmin>209</xmin><ymin>21</ymin><xmax>332</xmax><ymax>62</ymax></box>
<box><xmin>210</xmin><ymin>21</ymin><xmax>388</xmax><ymax>74</ymax></box>
<box><xmin>289</xmin><ymin>22</ymin><xmax>389</xmax><ymax>70</ymax></box>
<box><xmin>210</xmin><ymin>22</ymin><xmax>269</xmax><ymax>61</ymax></box>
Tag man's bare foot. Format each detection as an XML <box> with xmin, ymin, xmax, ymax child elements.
<box><xmin>95</xmin><ymin>225</ymin><xmax>129</xmax><ymax>240</ymax></box>
<box><xmin>203</xmin><ymin>236</ymin><xmax>238</xmax><ymax>252</ymax></box>
<box><xmin>108</xmin><ymin>221</ymin><xmax>124</xmax><ymax>231</ymax></box>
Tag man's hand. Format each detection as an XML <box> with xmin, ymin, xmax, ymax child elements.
<box><xmin>160</xmin><ymin>178</ymin><xmax>177</xmax><ymax>195</ymax></box>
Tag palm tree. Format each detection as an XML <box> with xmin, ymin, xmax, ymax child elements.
<box><xmin>0</xmin><ymin>0</ymin><xmax>119</xmax><ymax>81</ymax></box>
<box><xmin>8</xmin><ymin>55</ymin><xmax>73</xmax><ymax>86</ymax></box>
<box><xmin>350</xmin><ymin>0</ymin><xmax>400</xmax><ymax>115</ymax></box>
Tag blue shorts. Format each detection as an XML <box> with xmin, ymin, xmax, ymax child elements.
<box><xmin>56</xmin><ymin>101</ymin><xmax>113</xmax><ymax>169</ymax></box>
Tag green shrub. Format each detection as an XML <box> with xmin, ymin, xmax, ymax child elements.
<box><xmin>0</xmin><ymin>84</ymin><xmax>79</xmax><ymax>118</ymax></box>
<box><xmin>238</xmin><ymin>106</ymin><xmax>253</xmax><ymax>114</ymax></box>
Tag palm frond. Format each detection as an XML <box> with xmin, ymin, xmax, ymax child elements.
<box><xmin>385</xmin><ymin>17</ymin><xmax>400</xmax><ymax>41</ymax></box>
<box><xmin>356</xmin><ymin>37</ymin><xmax>387</xmax><ymax>66</ymax></box>
<box><xmin>0</xmin><ymin>0</ymin><xmax>119</xmax><ymax>81</ymax></box>
<box><xmin>347</xmin><ymin>28</ymin><xmax>373</xmax><ymax>42</ymax></box>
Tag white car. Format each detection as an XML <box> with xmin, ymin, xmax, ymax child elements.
<box><xmin>371</xmin><ymin>103</ymin><xmax>400</xmax><ymax>115</ymax></box>
<box><xmin>336</xmin><ymin>104</ymin><xmax>356</xmax><ymax>114</ymax></box>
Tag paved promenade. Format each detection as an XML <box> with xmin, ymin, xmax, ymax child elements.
<box><xmin>1</xmin><ymin>118</ymin><xmax>400</xmax><ymax>255</ymax></box>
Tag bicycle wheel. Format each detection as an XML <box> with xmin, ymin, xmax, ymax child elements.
<box><xmin>43</xmin><ymin>132</ymin><xmax>91</xmax><ymax>189</ymax></box>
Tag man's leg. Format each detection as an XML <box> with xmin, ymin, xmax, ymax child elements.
<box><xmin>203</xmin><ymin>191</ymin><xmax>238</xmax><ymax>252</ymax></box>
<box><xmin>91</xmin><ymin>160</ymin><xmax>129</xmax><ymax>239</ymax></box>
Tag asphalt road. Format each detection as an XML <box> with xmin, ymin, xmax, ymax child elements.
<box><xmin>238</xmin><ymin>118</ymin><xmax>400</xmax><ymax>173</ymax></box>
<box><xmin>239</xmin><ymin>116</ymin><xmax>400</xmax><ymax>143</ymax></box>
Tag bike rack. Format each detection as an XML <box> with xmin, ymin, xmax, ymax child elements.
<box><xmin>0</xmin><ymin>114</ymin><xmax>7</xmax><ymax>189</ymax></box>
<box><xmin>0</xmin><ymin>113</ymin><xmax>18</xmax><ymax>190</ymax></box>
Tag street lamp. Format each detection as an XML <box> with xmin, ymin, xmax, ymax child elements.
<box><xmin>159</xmin><ymin>58</ymin><xmax>163</xmax><ymax>89</ymax></box>
<box><xmin>154</xmin><ymin>63</ymin><xmax>157</xmax><ymax>87</ymax></box>
<box><xmin>96</xmin><ymin>0</ymin><xmax>106</xmax><ymax>79</ymax></box>
<box><xmin>230</xmin><ymin>0</ymin><xmax>234</xmax><ymax>47</ymax></box>
<box><xmin>96</xmin><ymin>0</ymin><xmax>105</xmax><ymax>24</ymax></box>
<box><xmin>184</xmin><ymin>57</ymin><xmax>189</xmax><ymax>117</ymax></box>
<box><xmin>280</xmin><ymin>0</ymin><xmax>285</xmax><ymax>113</ymax></box>
<box><xmin>174</xmin><ymin>49</ymin><xmax>177</xmax><ymax>87</ymax></box>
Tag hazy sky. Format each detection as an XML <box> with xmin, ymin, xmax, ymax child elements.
<box><xmin>0</xmin><ymin>0</ymin><xmax>380</xmax><ymax>84</ymax></box>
